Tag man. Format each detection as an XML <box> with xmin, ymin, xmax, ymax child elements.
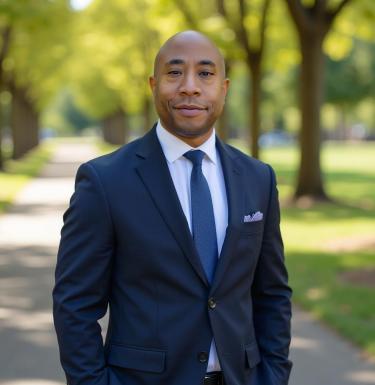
<box><xmin>53</xmin><ymin>31</ymin><xmax>292</xmax><ymax>385</ymax></box>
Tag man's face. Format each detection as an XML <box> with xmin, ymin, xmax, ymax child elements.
<box><xmin>149</xmin><ymin>36</ymin><xmax>229</xmax><ymax>146</ymax></box>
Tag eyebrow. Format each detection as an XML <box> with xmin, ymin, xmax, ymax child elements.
<box><xmin>166</xmin><ymin>59</ymin><xmax>185</xmax><ymax>65</ymax></box>
<box><xmin>199</xmin><ymin>60</ymin><xmax>216</xmax><ymax>67</ymax></box>
<box><xmin>165</xmin><ymin>59</ymin><xmax>216</xmax><ymax>67</ymax></box>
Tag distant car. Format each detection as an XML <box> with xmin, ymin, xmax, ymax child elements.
<box><xmin>258</xmin><ymin>131</ymin><xmax>295</xmax><ymax>148</ymax></box>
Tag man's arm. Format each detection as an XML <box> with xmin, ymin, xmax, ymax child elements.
<box><xmin>251</xmin><ymin>165</ymin><xmax>293</xmax><ymax>385</ymax></box>
<box><xmin>53</xmin><ymin>162</ymin><xmax>113</xmax><ymax>385</ymax></box>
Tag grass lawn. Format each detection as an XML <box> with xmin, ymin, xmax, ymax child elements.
<box><xmin>259</xmin><ymin>142</ymin><xmax>375</xmax><ymax>358</ymax></box>
<box><xmin>0</xmin><ymin>142</ymin><xmax>53</xmax><ymax>214</ymax></box>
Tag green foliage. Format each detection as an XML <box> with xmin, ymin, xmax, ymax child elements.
<box><xmin>1</xmin><ymin>0</ymin><xmax>373</xmax><ymax>138</ymax></box>
<box><xmin>69</xmin><ymin>0</ymin><xmax>175</xmax><ymax>119</ymax></box>
<box><xmin>42</xmin><ymin>89</ymin><xmax>97</xmax><ymax>134</ymax></box>
<box><xmin>325</xmin><ymin>0</ymin><xmax>375</xmax><ymax>60</ymax></box>
<box><xmin>1</xmin><ymin>0</ymin><xmax>74</xmax><ymax>109</ymax></box>
<box><xmin>325</xmin><ymin>41</ymin><xmax>375</xmax><ymax>106</ymax></box>
<box><xmin>226</xmin><ymin>62</ymin><xmax>250</xmax><ymax>133</ymax></box>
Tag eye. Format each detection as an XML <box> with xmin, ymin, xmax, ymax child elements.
<box><xmin>168</xmin><ymin>70</ymin><xmax>182</xmax><ymax>76</ymax></box>
<box><xmin>199</xmin><ymin>71</ymin><xmax>214</xmax><ymax>78</ymax></box>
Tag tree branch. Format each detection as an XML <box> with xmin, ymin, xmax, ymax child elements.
<box><xmin>0</xmin><ymin>26</ymin><xmax>11</xmax><ymax>63</ymax></box>
<box><xmin>259</xmin><ymin>0</ymin><xmax>271</xmax><ymax>53</ymax></box>
<box><xmin>175</xmin><ymin>0</ymin><xmax>199</xmax><ymax>30</ymax></box>
<box><xmin>314</xmin><ymin>0</ymin><xmax>327</xmax><ymax>19</ymax></box>
<box><xmin>216</xmin><ymin>0</ymin><xmax>227</xmax><ymax>18</ymax></box>
<box><xmin>236</xmin><ymin>0</ymin><xmax>253</xmax><ymax>58</ymax></box>
<box><xmin>328</xmin><ymin>0</ymin><xmax>352</xmax><ymax>23</ymax></box>
<box><xmin>284</xmin><ymin>0</ymin><xmax>309</xmax><ymax>34</ymax></box>
<box><xmin>0</xmin><ymin>26</ymin><xmax>11</xmax><ymax>86</ymax></box>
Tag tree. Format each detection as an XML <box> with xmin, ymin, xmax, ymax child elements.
<box><xmin>217</xmin><ymin>0</ymin><xmax>271</xmax><ymax>158</ymax></box>
<box><xmin>325</xmin><ymin>41</ymin><xmax>375</xmax><ymax>138</ymax></box>
<box><xmin>9</xmin><ymin>83</ymin><xmax>39</xmax><ymax>159</ymax></box>
<box><xmin>171</xmin><ymin>0</ymin><xmax>235</xmax><ymax>141</ymax></box>
<box><xmin>175</xmin><ymin>0</ymin><xmax>273</xmax><ymax>156</ymax></box>
<box><xmin>284</xmin><ymin>0</ymin><xmax>353</xmax><ymax>200</ymax></box>
<box><xmin>0</xmin><ymin>0</ymin><xmax>74</xmax><ymax>159</ymax></box>
<box><xmin>68</xmin><ymin>0</ymin><xmax>168</xmax><ymax>144</ymax></box>
<box><xmin>0</xmin><ymin>25</ymin><xmax>11</xmax><ymax>169</ymax></box>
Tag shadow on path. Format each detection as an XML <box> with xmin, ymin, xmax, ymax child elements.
<box><xmin>0</xmin><ymin>242</ymin><xmax>65</xmax><ymax>382</ymax></box>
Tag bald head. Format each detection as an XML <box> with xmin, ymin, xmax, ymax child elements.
<box><xmin>153</xmin><ymin>30</ymin><xmax>226</xmax><ymax>78</ymax></box>
<box><xmin>149</xmin><ymin>30</ymin><xmax>230</xmax><ymax>147</ymax></box>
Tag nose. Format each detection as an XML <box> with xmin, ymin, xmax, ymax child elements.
<box><xmin>179</xmin><ymin>72</ymin><xmax>201</xmax><ymax>96</ymax></box>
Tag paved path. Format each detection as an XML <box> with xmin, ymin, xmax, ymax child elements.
<box><xmin>0</xmin><ymin>142</ymin><xmax>97</xmax><ymax>385</ymax></box>
<box><xmin>0</xmin><ymin>140</ymin><xmax>374</xmax><ymax>385</ymax></box>
<box><xmin>290</xmin><ymin>308</ymin><xmax>375</xmax><ymax>385</ymax></box>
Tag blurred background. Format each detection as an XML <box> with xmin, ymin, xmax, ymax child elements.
<box><xmin>0</xmin><ymin>0</ymin><xmax>374</xmax><ymax>384</ymax></box>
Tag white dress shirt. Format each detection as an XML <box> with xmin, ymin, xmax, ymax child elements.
<box><xmin>156</xmin><ymin>121</ymin><xmax>228</xmax><ymax>372</ymax></box>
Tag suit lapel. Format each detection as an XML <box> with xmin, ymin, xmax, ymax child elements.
<box><xmin>135</xmin><ymin>127</ymin><xmax>209</xmax><ymax>287</ymax></box>
<box><xmin>210</xmin><ymin>138</ymin><xmax>245</xmax><ymax>293</ymax></box>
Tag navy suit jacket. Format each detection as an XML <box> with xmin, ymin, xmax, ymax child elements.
<box><xmin>53</xmin><ymin>126</ymin><xmax>292</xmax><ymax>385</ymax></box>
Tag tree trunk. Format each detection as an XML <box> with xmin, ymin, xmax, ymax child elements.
<box><xmin>248</xmin><ymin>54</ymin><xmax>262</xmax><ymax>159</ymax></box>
<box><xmin>338</xmin><ymin>106</ymin><xmax>350</xmax><ymax>140</ymax></box>
<box><xmin>294</xmin><ymin>33</ymin><xmax>327</xmax><ymax>200</ymax></box>
<box><xmin>0</xmin><ymin>26</ymin><xmax>11</xmax><ymax>170</ymax></box>
<box><xmin>143</xmin><ymin>96</ymin><xmax>153</xmax><ymax>133</ymax></box>
<box><xmin>217</xmin><ymin>101</ymin><xmax>230</xmax><ymax>142</ymax></box>
<box><xmin>11</xmin><ymin>85</ymin><xmax>39</xmax><ymax>160</ymax></box>
<box><xmin>217</xmin><ymin>61</ymin><xmax>232</xmax><ymax>143</ymax></box>
<box><xmin>0</xmin><ymin>98</ymin><xmax>5</xmax><ymax>170</ymax></box>
<box><xmin>0</xmin><ymin>91</ymin><xmax>11</xmax><ymax>170</ymax></box>
<box><xmin>101</xmin><ymin>109</ymin><xmax>127</xmax><ymax>145</ymax></box>
<box><xmin>284</xmin><ymin>0</ymin><xmax>352</xmax><ymax>202</ymax></box>
<box><xmin>0</xmin><ymin>112</ymin><xmax>3</xmax><ymax>171</ymax></box>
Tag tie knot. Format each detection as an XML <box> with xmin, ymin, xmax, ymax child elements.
<box><xmin>184</xmin><ymin>150</ymin><xmax>205</xmax><ymax>167</ymax></box>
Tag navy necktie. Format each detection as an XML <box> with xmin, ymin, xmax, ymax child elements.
<box><xmin>184</xmin><ymin>150</ymin><xmax>218</xmax><ymax>284</ymax></box>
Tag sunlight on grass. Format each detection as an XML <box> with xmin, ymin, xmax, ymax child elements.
<box><xmin>257</xmin><ymin>141</ymin><xmax>375</xmax><ymax>358</ymax></box>
<box><xmin>0</xmin><ymin>142</ymin><xmax>53</xmax><ymax>214</ymax></box>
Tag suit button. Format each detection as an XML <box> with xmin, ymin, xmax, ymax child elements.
<box><xmin>198</xmin><ymin>351</ymin><xmax>208</xmax><ymax>363</ymax></box>
<box><xmin>208</xmin><ymin>297</ymin><xmax>216</xmax><ymax>309</ymax></box>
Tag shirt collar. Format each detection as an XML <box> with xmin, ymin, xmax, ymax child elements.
<box><xmin>156</xmin><ymin>120</ymin><xmax>217</xmax><ymax>165</ymax></box>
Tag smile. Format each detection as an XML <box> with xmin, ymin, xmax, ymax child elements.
<box><xmin>173</xmin><ymin>104</ymin><xmax>207</xmax><ymax>117</ymax></box>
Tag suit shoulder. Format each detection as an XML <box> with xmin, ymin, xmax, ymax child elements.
<box><xmin>85</xmin><ymin>136</ymin><xmax>143</xmax><ymax>172</ymax></box>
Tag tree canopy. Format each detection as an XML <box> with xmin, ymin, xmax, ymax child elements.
<box><xmin>0</xmin><ymin>0</ymin><xmax>374</xmax><ymax>198</ymax></box>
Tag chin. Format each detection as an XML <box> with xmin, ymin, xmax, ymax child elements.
<box><xmin>175</xmin><ymin>124</ymin><xmax>213</xmax><ymax>139</ymax></box>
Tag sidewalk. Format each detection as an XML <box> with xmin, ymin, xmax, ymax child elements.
<box><xmin>0</xmin><ymin>140</ymin><xmax>374</xmax><ymax>384</ymax></box>
<box><xmin>0</xmin><ymin>142</ymin><xmax>97</xmax><ymax>385</ymax></box>
<box><xmin>290</xmin><ymin>307</ymin><xmax>375</xmax><ymax>385</ymax></box>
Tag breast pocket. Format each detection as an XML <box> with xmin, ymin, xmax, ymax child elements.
<box><xmin>240</xmin><ymin>220</ymin><xmax>263</xmax><ymax>235</ymax></box>
<box><xmin>107</xmin><ymin>343</ymin><xmax>166</xmax><ymax>373</ymax></box>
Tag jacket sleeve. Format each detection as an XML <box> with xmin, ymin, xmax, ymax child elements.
<box><xmin>53</xmin><ymin>162</ymin><xmax>113</xmax><ymax>385</ymax></box>
<box><xmin>251</xmin><ymin>164</ymin><xmax>293</xmax><ymax>385</ymax></box>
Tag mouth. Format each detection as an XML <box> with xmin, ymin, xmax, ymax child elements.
<box><xmin>173</xmin><ymin>104</ymin><xmax>207</xmax><ymax>117</ymax></box>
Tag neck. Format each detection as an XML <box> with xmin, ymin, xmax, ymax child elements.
<box><xmin>162</xmin><ymin>125</ymin><xmax>214</xmax><ymax>148</ymax></box>
<box><xmin>177</xmin><ymin>131</ymin><xmax>213</xmax><ymax>147</ymax></box>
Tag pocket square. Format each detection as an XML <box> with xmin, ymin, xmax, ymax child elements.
<box><xmin>244</xmin><ymin>211</ymin><xmax>263</xmax><ymax>222</ymax></box>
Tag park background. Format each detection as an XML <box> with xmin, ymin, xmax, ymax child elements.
<box><xmin>0</xmin><ymin>0</ymin><xmax>374</xmax><ymax>384</ymax></box>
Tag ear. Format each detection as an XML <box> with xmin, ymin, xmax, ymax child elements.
<box><xmin>222</xmin><ymin>78</ymin><xmax>230</xmax><ymax>96</ymax></box>
<box><xmin>149</xmin><ymin>76</ymin><xmax>156</xmax><ymax>93</ymax></box>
